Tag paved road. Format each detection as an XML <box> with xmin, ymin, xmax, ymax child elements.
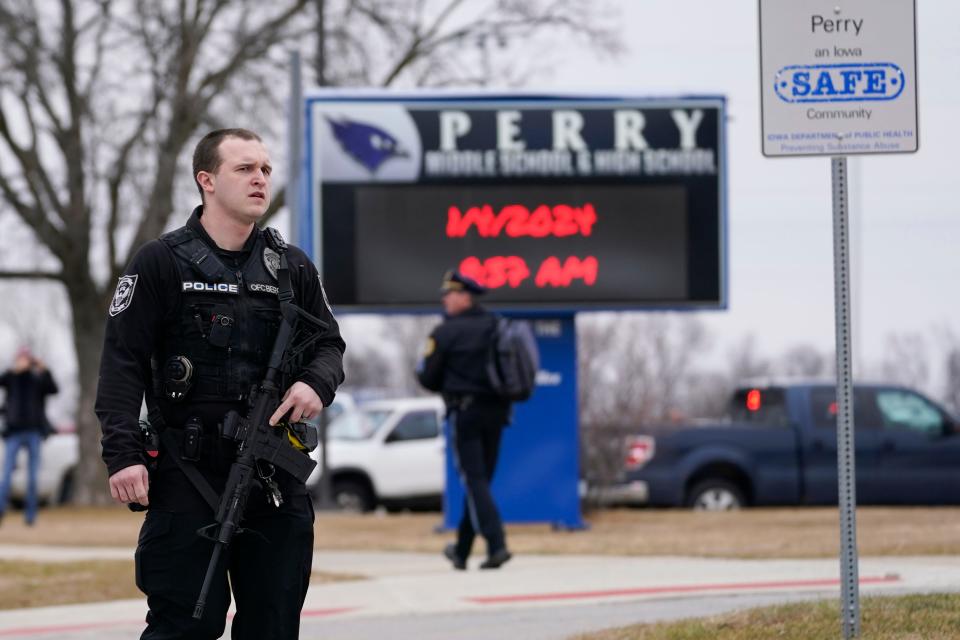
<box><xmin>0</xmin><ymin>545</ymin><xmax>956</xmax><ymax>639</ymax></box>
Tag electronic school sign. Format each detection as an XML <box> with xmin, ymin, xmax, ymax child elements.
<box><xmin>305</xmin><ymin>92</ymin><xmax>727</xmax><ymax>311</ymax></box>
<box><xmin>759</xmin><ymin>0</ymin><xmax>918</xmax><ymax>157</ymax></box>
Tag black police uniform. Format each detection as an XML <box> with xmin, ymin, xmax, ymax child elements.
<box><xmin>96</xmin><ymin>206</ymin><xmax>345</xmax><ymax>640</ymax></box>
<box><xmin>417</xmin><ymin>272</ymin><xmax>511</xmax><ymax>568</ymax></box>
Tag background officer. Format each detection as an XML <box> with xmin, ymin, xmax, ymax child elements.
<box><xmin>96</xmin><ymin>128</ymin><xmax>345</xmax><ymax>639</ymax></box>
<box><xmin>417</xmin><ymin>270</ymin><xmax>513</xmax><ymax>570</ymax></box>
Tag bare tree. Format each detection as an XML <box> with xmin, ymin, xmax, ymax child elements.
<box><xmin>342</xmin><ymin>342</ymin><xmax>394</xmax><ymax>390</ymax></box>
<box><xmin>945</xmin><ymin>350</ymin><xmax>960</xmax><ymax>417</ymax></box>
<box><xmin>726</xmin><ymin>334</ymin><xmax>772</xmax><ymax>386</ymax></box>
<box><xmin>935</xmin><ymin>326</ymin><xmax>960</xmax><ymax>416</ymax></box>
<box><xmin>577</xmin><ymin>313</ymin><xmax>621</xmax><ymax>426</ymax></box>
<box><xmin>312</xmin><ymin>0</ymin><xmax>621</xmax><ymax>88</ymax></box>
<box><xmin>777</xmin><ymin>343</ymin><xmax>829</xmax><ymax>378</ymax></box>
<box><xmin>878</xmin><ymin>332</ymin><xmax>929</xmax><ymax>391</ymax></box>
<box><xmin>579</xmin><ymin>313</ymin><xmax>711</xmax><ymax>427</ymax></box>
<box><xmin>390</xmin><ymin>315</ymin><xmax>440</xmax><ymax>395</ymax></box>
<box><xmin>577</xmin><ymin>313</ymin><xmax>712</xmax><ymax>490</ymax></box>
<box><xmin>0</xmin><ymin>0</ymin><xmax>620</xmax><ymax>503</ymax></box>
<box><xmin>679</xmin><ymin>370</ymin><xmax>730</xmax><ymax>420</ymax></box>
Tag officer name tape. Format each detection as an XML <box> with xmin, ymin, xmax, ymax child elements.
<box><xmin>182</xmin><ymin>282</ymin><xmax>239</xmax><ymax>294</ymax></box>
<box><xmin>182</xmin><ymin>281</ymin><xmax>280</xmax><ymax>295</ymax></box>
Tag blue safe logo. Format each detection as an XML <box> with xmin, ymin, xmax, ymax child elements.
<box><xmin>774</xmin><ymin>63</ymin><xmax>906</xmax><ymax>103</ymax></box>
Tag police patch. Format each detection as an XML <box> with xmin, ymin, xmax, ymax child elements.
<box><xmin>263</xmin><ymin>247</ymin><xmax>280</xmax><ymax>281</ymax></box>
<box><xmin>109</xmin><ymin>275</ymin><xmax>138</xmax><ymax>317</ymax></box>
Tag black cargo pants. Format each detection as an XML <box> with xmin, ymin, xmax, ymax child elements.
<box><xmin>135</xmin><ymin>496</ymin><xmax>314</xmax><ymax>640</ymax></box>
<box><xmin>450</xmin><ymin>398</ymin><xmax>511</xmax><ymax>560</ymax></box>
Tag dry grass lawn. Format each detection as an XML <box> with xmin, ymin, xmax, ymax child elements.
<box><xmin>1</xmin><ymin>506</ymin><xmax>955</xmax><ymax>613</ymax></box>
<box><xmin>572</xmin><ymin>593</ymin><xmax>960</xmax><ymax>640</ymax></box>
<box><xmin>0</xmin><ymin>559</ymin><xmax>140</xmax><ymax>609</ymax></box>
<box><xmin>0</xmin><ymin>508</ymin><xmax>359</xmax><ymax>609</ymax></box>
<box><xmin>313</xmin><ymin>507</ymin><xmax>960</xmax><ymax>558</ymax></box>
<box><xmin>2</xmin><ymin>505</ymin><xmax>960</xmax><ymax>558</ymax></box>
<box><xmin>0</xmin><ymin>557</ymin><xmax>358</xmax><ymax>610</ymax></box>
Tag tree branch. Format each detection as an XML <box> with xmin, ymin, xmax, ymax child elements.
<box><xmin>79</xmin><ymin>0</ymin><xmax>115</xmax><ymax>102</ymax></box>
<box><xmin>0</xmin><ymin>97</ymin><xmax>68</xmax><ymax>227</ymax></box>
<box><xmin>378</xmin><ymin>0</ymin><xmax>466</xmax><ymax>87</ymax></box>
<box><xmin>0</xmin><ymin>134</ymin><xmax>68</xmax><ymax>256</ymax></box>
<box><xmin>106</xmin><ymin>99</ymin><xmax>161</xmax><ymax>273</ymax></box>
<box><xmin>196</xmin><ymin>1</ymin><xmax>310</xmax><ymax>101</ymax></box>
<box><xmin>0</xmin><ymin>270</ymin><xmax>63</xmax><ymax>281</ymax></box>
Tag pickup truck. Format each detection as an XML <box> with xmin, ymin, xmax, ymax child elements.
<box><xmin>602</xmin><ymin>383</ymin><xmax>960</xmax><ymax>510</ymax></box>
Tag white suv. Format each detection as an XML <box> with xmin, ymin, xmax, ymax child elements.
<box><xmin>306</xmin><ymin>396</ymin><xmax>446</xmax><ymax>512</ymax></box>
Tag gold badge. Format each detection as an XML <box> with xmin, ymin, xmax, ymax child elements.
<box><xmin>423</xmin><ymin>337</ymin><xmax>436</xmax><ymax>357</ymax></box>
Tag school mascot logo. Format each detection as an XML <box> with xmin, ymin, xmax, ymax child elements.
<box><xmin>109</xmin><ymin>275</ymin><xmax>138</xmax><ymax>317</ymax></box>
<box><xmin>326</xmin><ymin>117</ymin><xmax>408</xmax><ymax>173</ymax></box>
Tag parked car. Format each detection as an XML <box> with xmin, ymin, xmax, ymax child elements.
<box><xmin>306</xmin><ymin>396</ymin><xmax>445</xmax><ymax>512</ymax></box>
<box><xmin>0</xmin><ymin>430</ymin><xmax>78</xmax><ymax>505</ymax></box>
<box><xmin>599</xmin><ymin>382</ymin><xmax>960</xmax><ymax>510</ymax></box>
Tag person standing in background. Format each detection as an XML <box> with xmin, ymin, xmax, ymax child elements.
<box><xmin>0</xmin><ymin>347</ymin><xmax>59</xmax><ymax>526</ymax></box>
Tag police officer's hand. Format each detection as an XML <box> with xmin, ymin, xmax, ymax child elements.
<box><xmin>109</xmin><ymin>464</ymin><xmax>149</xmax><ymax>506</ymax></box>
<box><xmin>270</xmin><ymin>381</ymin><xmax>323</xmax><ymax>426</ymax></box>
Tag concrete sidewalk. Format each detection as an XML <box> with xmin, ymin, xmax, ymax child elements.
<box><xmin>0</xmin><ymin>545</ymin><xmax>956</xmax><ymax>639</ymax></box>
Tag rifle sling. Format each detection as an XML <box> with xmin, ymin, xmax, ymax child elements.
<box><xmin>146</xmin><ymin>402</ymin><xmax>221</xmax><ymax>513</ymax></box>
<box><xmin>159</xmin><ymin>429</ymin><xmax>222</xmax><ymax>513</ymax></box>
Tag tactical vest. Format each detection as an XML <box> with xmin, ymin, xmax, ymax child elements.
<box><xmin>154</xmin><ymin>225</ymin><xmax>288</xmax><ymax>402</ymax></box>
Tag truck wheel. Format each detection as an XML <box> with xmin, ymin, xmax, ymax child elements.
<box><xmin>686</xmin><ymin>479</ymin><xmax>745</xmax><ymax>511</ymax></box>
<box><xmin>333</xmin><ymin>480</ymin><xmax>375</xmax><ymax>513</ymax></box>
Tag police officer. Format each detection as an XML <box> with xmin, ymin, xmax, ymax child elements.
<box><xmin>417</xmin><ymin>270</ymin><xmax>512</xmax><ymax>571</ymax></box>
<box><xmin>96</xmin><ymin>128</ymin><xmax>345</xmax><ymax>639</ymax></box>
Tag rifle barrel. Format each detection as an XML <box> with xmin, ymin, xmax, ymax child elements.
<box><xmin>193</xmin><ymin>543</ymin><xmax>224</xmax><ymax>619</ymax></box>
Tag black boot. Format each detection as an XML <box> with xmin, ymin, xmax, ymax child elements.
<box><xmin>443</xmin><ymin>544</ymin><xmax>467</xmax><ymax>570</ymax></box>
<box><xmin>479</xmin><ymin>548</ymin><xmax>512</xmax><ymax>570</ymax></box>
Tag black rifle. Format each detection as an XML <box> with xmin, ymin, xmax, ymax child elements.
<box><xmin>192</xmin><ymin>299</ymin><xmax>328</xmax><ymax>620</ymax></box>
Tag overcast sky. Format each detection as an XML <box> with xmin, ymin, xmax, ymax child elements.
<box><xmin>539</xmin><ymin>0</ymin><xmax>957</xmax><ymax>374</ymax></box>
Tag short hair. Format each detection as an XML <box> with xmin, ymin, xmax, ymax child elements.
<box><xmin>192</xmin><ymin>128</ymin><xmax>263</xmax><ymax>199</ymax></box>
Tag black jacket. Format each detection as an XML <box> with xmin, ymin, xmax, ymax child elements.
<box><xmin>417</xmin><ymin>304</ymin><xmax>502</xmax><ymax>400</ymax></box>
<box><xmin>96</xmin><ymin>208</ymin><xmax>346</xmax><ymax>479</ymax></box>
<box><xmin>0</xmin><ymin>369</ymin><xmax>57</xmax><ymax>435</ymax></box>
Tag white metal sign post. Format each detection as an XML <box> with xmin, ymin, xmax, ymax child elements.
<box><xmin>759</xmin><ymin>1</ymin><xmax>918</xmax><ymax>637</ymax></box>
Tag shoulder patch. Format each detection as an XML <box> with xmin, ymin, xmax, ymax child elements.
<box><xmin>423</xmin><ymin>337</ymin><xmax>436</xmax><ymax>357</ymax></box>
<box><xmin>109</xmin><ymin>275</ymin><xmax>138</xmax><ymax>317</ymax></box>
<box><xmin>263</xmin><ymin>247</ymin><xmax>280</xmax><ymax>280</ymax></box>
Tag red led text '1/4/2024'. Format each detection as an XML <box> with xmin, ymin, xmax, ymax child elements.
<box><xmin>447</xmin><ymin>201</ymin><xmax>600</xmax><ymax>290</ymax></box>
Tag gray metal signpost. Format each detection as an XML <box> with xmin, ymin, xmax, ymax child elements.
<box><xmin>287</xmin><ymin>50</ymin><xmax>335</xmax><ymax>509</ymax></box>
<box><xmin>759</xmin><ymin>1</ymin><xmax>918</xmax><ymax>637</ymax></box>
<box><xmin>830</xmin><ymin>155</ymin><xmax>859</xmax><ymax>637</ymax></box>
